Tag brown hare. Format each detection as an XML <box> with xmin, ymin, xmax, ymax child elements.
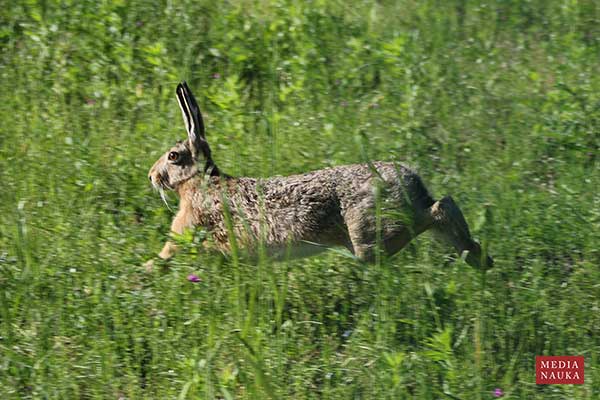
<box><xmin>147</xmin><ymin>82</ymin><xmax>493</xmax><ymax>269</ymax></box>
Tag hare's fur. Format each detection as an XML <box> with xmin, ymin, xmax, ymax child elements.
<box><xmin>148</xmin><ymin>82</ymin><xmax>493</xmax><ymax>269</ymax></box>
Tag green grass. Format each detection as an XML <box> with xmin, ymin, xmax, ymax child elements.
<box><xmin>1</xmin><ymin>0</ymin><xmax>599</xmax><ymax>398</ymax></box>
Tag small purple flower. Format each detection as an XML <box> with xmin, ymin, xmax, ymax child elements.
<box><xmin>493</xmin><ymin>388</ymin><xmax>503</xmax><ymax>397</ymax></box>
<box><xmin>187</xmin><ymin>274</ymin><xmax>201</xmax><ymax>283</ymax></box>
<box><xmin>212</xmin><ymin>73</ymin><xmax>221</xmax><ymax>79</ymax></box>
<box><xmin>86</xmin><ymin>98</ymin><xmax>96</xmax><ymax>106</ymax></box>
<box><xmin>135</xmin><ymin>20</ymin><xmax>144</xmax><ymax>28</ymax></box>
<box><xmin>340</xmin><ymin>101</ymin><xmax>348</xmax><ymax>107</ymax></box>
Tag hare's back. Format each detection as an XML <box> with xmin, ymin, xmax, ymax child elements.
<box><xmin>260</xmin><ymin>161</ymin><xmax>433</xmax><ymax>220</ymax></box>
<box><xmin>324</xmin><ymin>162</ymin><xmax>434</xmax><ymax>213</ymax></box>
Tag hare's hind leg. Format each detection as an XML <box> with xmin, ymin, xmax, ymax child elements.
<box><xmin>344</xmin><ymin>205</ymin><xmax>378</xmax><ymax>263</ymax></box>
<box><xmin>344</xmin><ymin>204</ymin><xmax>430</xmax><ymax>263</ymax></box>
<box><xmin>429</xmin><ymin>196</ymin><xmax>493</xmax><ymax>269</ymax></box>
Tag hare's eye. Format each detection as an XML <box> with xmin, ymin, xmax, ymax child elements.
<box><xmin>168</xmin><ymin>151</ymin><xmax>179</xmax><ymax>162</ymax></box>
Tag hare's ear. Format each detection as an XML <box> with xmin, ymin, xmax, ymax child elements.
<box><xmin>176</xmin><ymin>81</ymin><xmax>210</xmax><ymax>159</ymax></box>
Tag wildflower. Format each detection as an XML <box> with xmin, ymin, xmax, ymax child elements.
<box><xmin>212</xmin><ymin>73</ymin><xmax>221</xmax><ymax>79</ymax></box>
<box><xmin>493</xmin><ymin>388</ymin><xmax>503</xmax><ymax>397</ymax></box>
<box><xmin>187</xmin><ymin>274</ymin><xmax>201</xmax><ymax>283</ymax></box>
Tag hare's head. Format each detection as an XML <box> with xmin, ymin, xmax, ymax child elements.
<box><xmin>149</xmin><ymin>82</ymin><xmax>218</xmax><ymax>193</ymax></box>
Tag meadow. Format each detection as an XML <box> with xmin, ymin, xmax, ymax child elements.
<box><xmin>1</xmin><ymin>0</ymin><xmax>599</xmax><ymax>398</ymax></box>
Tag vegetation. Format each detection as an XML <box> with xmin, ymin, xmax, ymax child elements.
<box><xmin>1</xmin><ymin>0</ymin><xmax>598</xmax><ymax>398</ymax></box>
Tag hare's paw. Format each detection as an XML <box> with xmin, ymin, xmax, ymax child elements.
<box><xmin>464</xmin><ymin>242</ymin><xmax>494</xmax><ymax>270</ymax></box>
<box><xmin>144</xmin><ymin>258</ymin><xmax>156</xmax><ymax>273</ymax></box>
<box><xmin>143</xmin><ymin>257</ymin><xmax>172</xmax><ymax>273</ymax></box>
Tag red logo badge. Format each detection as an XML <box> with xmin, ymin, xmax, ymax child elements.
<box><xmin>536</xmin><ymin>356</ymin><xmax>584</xmax><ymax>384</ymax></box>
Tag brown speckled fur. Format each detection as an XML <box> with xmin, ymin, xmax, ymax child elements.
<box><xmin>148</xmin><ymin>82</ymin><xmax>493</xmax><ymax>269</ymax></box>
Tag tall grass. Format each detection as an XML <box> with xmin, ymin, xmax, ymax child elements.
<box><xmin>1</xmin><ymin>1</ymin><xmax>599</xmax><ymax>398</ymax></box>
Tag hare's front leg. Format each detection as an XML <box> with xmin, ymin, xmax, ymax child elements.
<box><xmin>145</xmin><ymin>207</ymin><xmax>194</xmax><ymax>271</ymax></box>
<box><xmin>161</xmin><ymin>207</ymin><xmax>196</xmax><ymax>259</ymax></box>
<box><xmin>158</xmin><ymin>240</ymin><xmax>178</xmax><ymax>260</ymax></box>
<box><xmin>144</xmin><ymin>239</ymin><xmax>179</xmax><ymax>272</ymax></box>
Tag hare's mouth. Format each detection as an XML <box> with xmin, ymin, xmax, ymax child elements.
<box><xmin>150</xmin><ymin>173</ymin><xmax>174</xmax><ymax>210</ymax></box>
<box><xmin>158</xmin><ymin>174</ymin><xmax>173</xmax><ymax>190</ymax></box>
<box><xmin>150</xmin><ymin>170</ymin><xmax>173</xmax><ymax>191</ymax></box>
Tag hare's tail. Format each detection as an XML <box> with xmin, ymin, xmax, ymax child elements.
<box><xmin>401</xmin><ymin>170</ymin><xmax>436</xmax><ymax>212</ymax></box>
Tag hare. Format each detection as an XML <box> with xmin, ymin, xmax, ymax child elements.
<box><xmin>147</xmin><ymin>82</ymin><xmax>493</xmax><ymax>269</ymax></box>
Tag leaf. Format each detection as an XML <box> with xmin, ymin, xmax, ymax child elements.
<box><xmin>423</xmin><ymin>327</ymin><xmax>453</xmax><ymax>364</ymax></box>
<box><xmin>178</xmin><ymin>381</ymin><xmax>192</xmax><ymax>400</ymax></box>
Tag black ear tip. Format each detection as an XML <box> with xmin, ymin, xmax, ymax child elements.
<box><xmin>177</xmin><ymin>81</ymin><xmax>194</xmax><ymax>96</ymax></box>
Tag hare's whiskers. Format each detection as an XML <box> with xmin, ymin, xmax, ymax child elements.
<box><xmin>159</xmin><ymin>188</ymin><xmax>173</xmax><ymax>211</ymax></box>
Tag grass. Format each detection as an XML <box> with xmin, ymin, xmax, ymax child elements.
<box><xmin>1</xmin><ymin>0</ymin><xmax>599</xmax><ymax>398</ymax></box>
